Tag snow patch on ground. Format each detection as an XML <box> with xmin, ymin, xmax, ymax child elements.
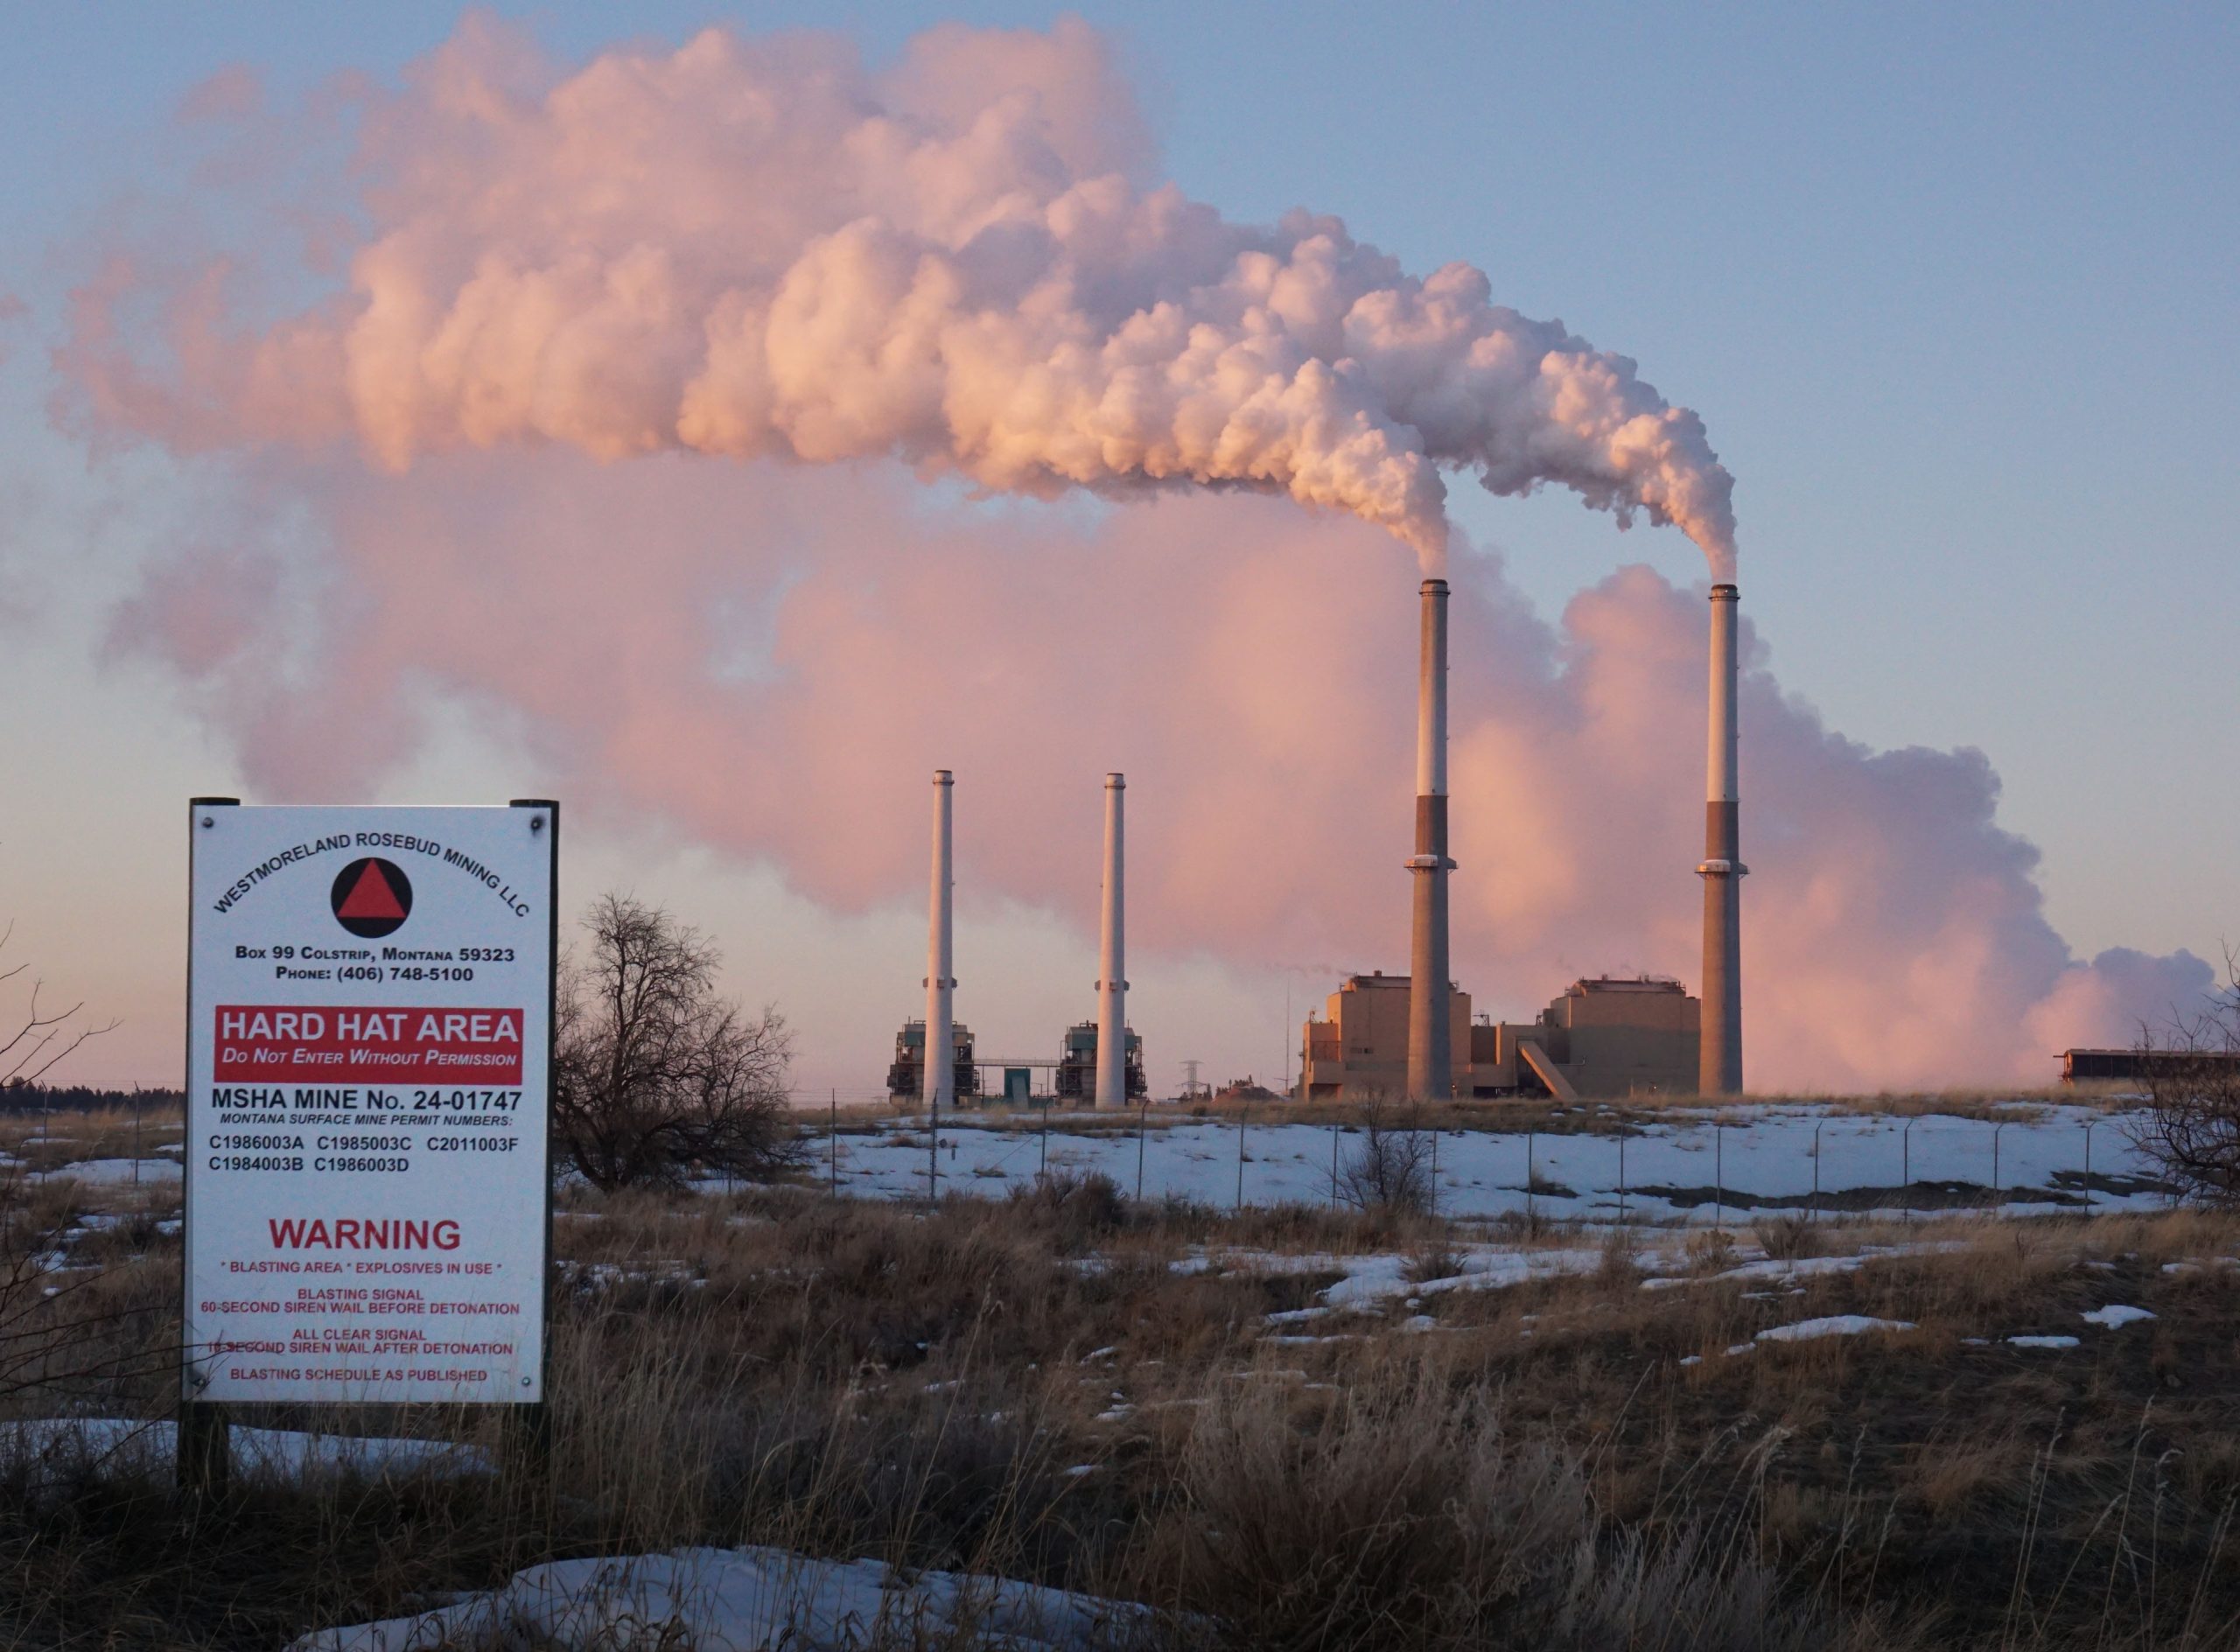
<box><xmin>2082</xmin><ymin>1305</ymin><xmax>2156</xmax><ymax>1329</ymax></box>
<box><xmin>2009</xmin><ymin>1335</ymin><xmax>2082</xmax><ymax>1349</ymax></box>
<box><xmin>558</xmin><ymin>1259</ymin><xmax>702</xmax><ymax>1292</ymax></box>
<box><xmin>1319</xmin><ymin>1248</ymin><xmax>1606</xmax><ymax>1309</ymax></box>
<box><xmin>46</xmin><ymin>1158</ymin><xmax>181</xmax><ymax>1185</ymax></box>
<box><xmin>816</xmin><ymin>1103</ymin><xmax>2164</xmax><ymax>1222</ymax></box>
<box><xmin>1754</xmin><ymin>1315</ymin><xmax>1916</xmax><ymax>1345</ymax></box>
<box><xmin>1638</xmin><ymin>1241</ymin><xmax>1966</xmax><ymax>1292</ymax></box>
<box><xmin>289</xmin><ymin>1546</ymin><xmax>1150</xmax><ymax>1651</ymax></box>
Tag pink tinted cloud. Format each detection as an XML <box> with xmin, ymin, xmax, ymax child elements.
<box><xmin>56</xmin><ymin>17</ymin><xmax>1738</xmax><ymax>573</ymax></box>
<box><xmin>179</xmin><ymin>64</ymin><xmax>262</xmax><ymax>123</ymax></box>
<box><xmin>101</xmin><ymin>452</ymin><xmax>2208</xmax><ymax>1089</ymax></box>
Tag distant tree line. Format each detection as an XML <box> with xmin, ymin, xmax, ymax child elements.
<box><xmin>0</xmin><ymin>1082</ymin><xmax>183</xmax><ymax>1116</ymax></box>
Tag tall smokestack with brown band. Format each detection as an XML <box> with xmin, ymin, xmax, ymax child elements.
<box><xmin>1407</xmin><ymin>578</ymin><xmax>1454</xmax><ymax>1102</ymax></box>
<box><xmin>1698</xmin><ymin>584</ymin><xmax>1745</xmax><ymax>1095</ymax></box>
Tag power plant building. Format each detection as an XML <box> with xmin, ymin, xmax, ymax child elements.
<box><xmin>887</xmin><ymin>1018</ymin><xmax>980</xmax><ymax>1103</ymax></box>
<box><xmin>1056</xmin><ymin>1021</ymin><xmax>1146</xmax><ymax>1102</ymax></box>
<box><xmin>1302</xmin><ymin>974</ymin><xmax>1699</xmax><ymax>1101</ymax></box>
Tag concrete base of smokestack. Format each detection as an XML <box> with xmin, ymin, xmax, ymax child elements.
<box><xmin>1698</xmin><ymin>828</ymin><xmax>1743</xmax><ymax>1097</ymax></box>
<box><xmin>1095</xmin><ymin>774</ymin><xmax>1127</xmax><ymax>1111</ymax></box>
<box><xmin>1698</xmin><ymin>584</ymin><xmax>1744</xmax><ymax>1096</ymax></box>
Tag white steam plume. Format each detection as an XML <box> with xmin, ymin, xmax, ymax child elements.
<box><xmin>66</xmin><ymin>18</ymin><xmax>1738</xmax><ymax>575</ymax></box>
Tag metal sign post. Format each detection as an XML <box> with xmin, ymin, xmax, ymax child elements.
<box><xmin>179</xmin><ymin>801</ymin><xmax>558</xmax><ymax>1489</ymax></box>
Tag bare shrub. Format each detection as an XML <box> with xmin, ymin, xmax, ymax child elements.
<box><xmin>555</xmin><ymin>893</ymin><xmax>804</xmax><ymax>1191</ymax></box>
<box><xmin>1599</xmin><ymin>1225</ymin><xmax>1642</xmax><ymax>1284</ymax></box>
<box><xmin>1005</xmin><ymin>1168</ymin><xmax>1128</xmax><ymax>1252</ymax></box>
<box><xmin>2127</xmin><ymin>946</ymin><xmax>2240</xmax><ymax>1205</ymax></box>
<box><xmin>1751</xmin><ymin>1212</ymin><xmax>1817</xmax><ymax>1262</ymax></box>
<box><xmin>1684</xmin><ymin>1228</ymin><xmax>1738</xmax><ymax>1274</ymax></box>
<box><xmin>1404</xmin><ymin>1242</ymin><xmax>1465</xmax><ymax>1284</ymax></box>
<box><xmin>1336</xmin><ymin>1096</ymin><xmax>1432</xmax><ymax>1215</ymax></box>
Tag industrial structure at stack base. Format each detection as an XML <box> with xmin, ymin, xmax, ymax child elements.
<box><xmin>885</xmin><ymin>1018</ymin><xmax>1144</xmax><ymax>1104</ymax></box>
<box><xmin>887</xmin><ymin>1018</ymin><xmax>979</xmax><ymax>1103</ymax></box>
<box><xmin>1059</xmin><ymin>1021</ymin><xmax>1146</xmax><ymax>1102</ymax></box>
<box><xmin>1301</xmin><ymin>973</ymin><xmax>1700</xmax><ymax>1101</ymax></box>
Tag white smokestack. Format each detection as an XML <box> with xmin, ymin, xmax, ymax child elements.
<box><xmin>1407</xmin><ymin>578</ymin><xmax>1453</xmax><ymax>1102</ymax></box>
<box><xmin>1698</xmin><ymin>586</ymin><xmax>1744</xmax><ymax>1095</ymax></box>
<box><xmin>923</xmin><ymin>769</ymin><xmax>955</xmax><ymax>1114</ymax></box>
<box><xmin>1095</xmin><ymin>773</ymin><xmax>1128</xmax><ymax>1111</ymax></box>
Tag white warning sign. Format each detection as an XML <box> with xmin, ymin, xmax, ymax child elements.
<box><xmin>183</xmin><ymin>802</ymin><xmax>556</xmax><ymax>1406</ymax></box>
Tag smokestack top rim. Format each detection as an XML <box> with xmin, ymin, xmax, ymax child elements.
<box><xmin>1105</xmin><ymin>772</ymin><xmax>1126</xmax><ymax>788</ymax></box>
<box><xmin>932</xmin><ymin>768</ymin><xmax>954</xmax><ymax>783</ymax></box>
<box><xmin>1710</xmin><ymin>583</ymin><xmax>1740</xmax><ymax>599</ymax></box>
<box><xmin>1419</xmin><ymin>578</ymin><xmax>1449</xmax><ymax>595</ymax></box>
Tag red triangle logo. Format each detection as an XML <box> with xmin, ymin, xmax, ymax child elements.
<box><xmin>338</xmin><ymin>861</ymin><xmax>407</xmax><ymax>920</ymax></box>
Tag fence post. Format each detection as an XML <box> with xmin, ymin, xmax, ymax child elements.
<box><xmin>928</xmin><ymin>1093</ymin><xmax>939</xmax><ymax>1208</ymax></box>
<box><xmin>1992</xmin><ymin>1120</ymin><xmax>2005</xmax><ymax>1208</ymax></box>
<box><xmin>1330</xmin><ymin>1121</ymin><xmax>1340</xmax><ymax>1208</ymax></box>
<box><xmin>829</xmin><ymin>1089</ymin><xmax>837</xmax><ymax>1197</ymax></box>
<box><xmin>1811</xmin><ymin>1119</ymin><xmax>1823</xmax><ymax>1225</ymax></box>
<box><xmin>1526</xmin><ymin>1129</ymin><xmax>1536</xmax><ymax>1222</ymax></box>
<box><xmin>178</xmin><ymin>1401</ymin><xmax>229</xmax><ymax>1494</ymax></box>
<box><xmin>1428</xmin><ymin>1126</ymin><xmax>1438</xmax><ymax>1217</ymax></box>
<box><xmin>2082</xmin><ymin>1119</ymin><xmax>2094</xmax><ymax>1211</ymax></box>
<box><xmin>1618</xmin><ymin>1130</ymin><xmax>1628</xmax><ymax>1228</ymax></box>
<box><xmin>1902</xmin><ymin>1116</ymin><xmax>1914</xmax><ymax>1226</ymax></box>
<box><xmin>1236</xmin><ymin>1105</ymin><xmax>1246</xmax><ymax>1212</ymax></box>
<box><xmin>1715</xmin><ymin>1123</ymin><xmax>1725</xmax><ymax>1232</ymax></box>
<box><xmin>1040</xmin><ymin>1098</ymin><xmax>1049</xmax><ymax>1178</ymax></box>
<box><xmin>1137</xmin><ymin>1098</ymin><xmax>1149</xmax><ymax>1202</ymax></box>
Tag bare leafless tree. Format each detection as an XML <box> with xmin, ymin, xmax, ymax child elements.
<box><xmin>2126</xmin><ymin>944</ymin><xmax>2240</xmax><ymax>1205</ymax></box>
<box><xmin>1340</xmin><ymin>1091</ymin><xmax>1434</xmax><ymax>1215</ymax></box>
<box><xmin>554</xmin><ymin>894</ymin><xmax>802</xmax><ymax>1192</ymax></box>
<box><xmin>0</xmin><ymin>922</ymin><xmax>119</xmax><ymax>1092</ymax></box>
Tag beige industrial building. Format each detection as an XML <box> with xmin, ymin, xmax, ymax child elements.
<box><xmin>1300</xmin><ymin>973</ymin><xmax>1700</xmax><ymax>1101</ymax></box>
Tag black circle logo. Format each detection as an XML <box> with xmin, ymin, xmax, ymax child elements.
<box><xmin>331</xmin><ymin>858</ymin><xmax>413</xmax><ymax>938</ymax></box>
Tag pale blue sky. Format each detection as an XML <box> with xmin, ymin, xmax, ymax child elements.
<box><xmin>3</xmin><ymin>4</ymin><xmax>2235</xmax><ymax>1088</ymax></box>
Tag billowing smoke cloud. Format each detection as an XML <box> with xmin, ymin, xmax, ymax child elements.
<box><xmin>57</xmin><ymin>17</ymin><xmax>1736</xmax><ymax>574</ymax></box>
<box><xmin>57</xmin><ymin>18</ymin><xmax>2210</xmax><ymax>1088</ymax></box>
<box><xmin>102</xmin><ymin>452</ymin><xmax>2208</xmax><ymax>1090</ymax></box>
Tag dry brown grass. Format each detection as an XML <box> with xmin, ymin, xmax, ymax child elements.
<box><xmin>0</xmin><ymin>1102</ymin><xmax>183</xmax><ymax>1182</ymax></box>
<box><xmin>6</xmin><ymin>1107</ymin><xmax>2240</xmax><ymax>1648</ymax></box>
